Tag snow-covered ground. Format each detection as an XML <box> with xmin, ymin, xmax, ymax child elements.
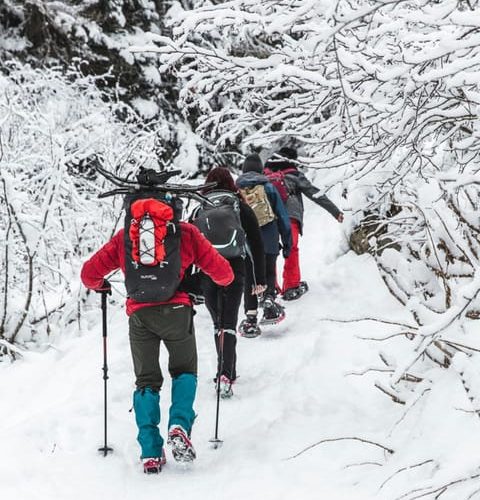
<box><xmin>0</xmin><ymin>201</ymin><xmax>455</xmax><ymax>500</ymax></box>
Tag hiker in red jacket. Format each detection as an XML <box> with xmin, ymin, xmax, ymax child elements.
<box><xmin>81</xmin><ymin>222</ymin><xmax>233</xmax><ymax>471</ymax></box>
<box><xmin>265</xmin><ymin>147</ymin><xmax>344</xmax><ymax>301</ymax></box>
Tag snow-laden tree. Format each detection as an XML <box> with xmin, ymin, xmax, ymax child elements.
<box><xmin>0</xmin><ymin>63</ymin><xmax>174</xmax><ymax>358</ymax></box>
<box><xmin>138</xmin><ymin>0</ymin><xmax>480</xmax><ymax>344</ymax></box>
<box><xmin>134</xmin><ymin>1</ymin><xmax>480</xmax><ymax>495</ymax></box>
<box><xmin>0</xmin><ymin>0</ymin><xmax>173</xmax><ymax>115</ymax></box>
<box><xmin>0</xmin><ymin>1</ymin><xmax>222</xmax><ymax>169</ymax></box>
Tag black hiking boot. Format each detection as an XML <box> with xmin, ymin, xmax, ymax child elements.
<box><xmin>282</xmin><ymin>281</ymin><xmax>309</xmax><ymax>301</ymax></box>
<box><xmin>260</xmin><ymin>296</ymin><xmax>285</xmax><ymax>325</ymax></box>
<box><xmin>238</xmin><ymin>314</ymin><xmax>261</xmax><ymax>338</ymax></box>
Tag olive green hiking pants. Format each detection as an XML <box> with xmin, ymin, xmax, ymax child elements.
<box><xmin>128</xmin><ymin>304</ymin><xmax>197</xmax><ymax>391</ymax></box>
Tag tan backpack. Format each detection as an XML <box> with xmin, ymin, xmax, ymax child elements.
<box><xmin>240</xmin><ymin>184</ymin><xmax>276</xmax><ymax>226</ymax></box>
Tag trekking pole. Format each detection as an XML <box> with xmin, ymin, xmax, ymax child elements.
<box><xmin>98</xmin><ymin>291</ymin><xmax>114</xmax><ymax>457</ymax></box>
<box><xmin>210</xmin><ymin>287</ymin><xmax>225</xmax><ymax>449</ymax></box>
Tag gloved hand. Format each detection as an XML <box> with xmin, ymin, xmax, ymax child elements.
<box><xmin>282</xmin><ymin>246</ymin><xmax>291</xmax><ymax>259</ymax></box>
<box><xmin>252</xmin><ymin>284</ymin><xmax>267</xmax><ymax>296</ymax></box>
<box><xmin>95</xmin><ymin>279</ymin><xmax>112</xmax><ymax>295</ymax></box>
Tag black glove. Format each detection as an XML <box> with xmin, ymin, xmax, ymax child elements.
<box><xmin>282</xmin><ymin>247</ymin><xmax>291</xmax><ymax>259</ymax></box>
<box><xmin>95</xmin><ymin>279</ymin><xmax>112</xmax><ymax>295</ymax></box>
<box><xmin>179</xmin><ymin>269</ymin><xmax>204</xmax><ymax>298</ymax></box>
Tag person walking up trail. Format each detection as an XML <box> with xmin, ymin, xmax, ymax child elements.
<box><xmin>193</xmin><ymin>167</ymin><xmax>266</xmax><ymax>398</ymax></box>
<box><xmin>81</xmin><ymin>201</ymin><xmax>233</xmax><ymax>473</ymax></box>
<box><xmin>236</xmin><ymin>154</ymin><xmax>292</xmax><ymax>337</ymax></box>
<box><xmin>264</xmin><ymin>147</ymin><xmax>344</xmax><ymax>301</ymax></box>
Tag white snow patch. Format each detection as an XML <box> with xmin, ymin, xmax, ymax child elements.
<box><xmin>131</xmin><ymin>98</ymin><xmax>159</xmax><ymax>119</ymax></box>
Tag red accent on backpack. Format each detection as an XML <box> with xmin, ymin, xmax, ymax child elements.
<box><xmin>129</xmin><ymin>198</ymin><xmax>174</xmax><ymax>265</ymax></box>
<box><xmin>264</xmin><ymin>167</ymin><xmax>297</xmax><ymax>203</ymax></box>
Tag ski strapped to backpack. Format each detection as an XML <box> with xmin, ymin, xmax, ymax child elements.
<box><xmin>97</xmin><ymin>166</ymin><xmax>217</xmax><ymax>302</ymax></box>
<box><xmin>263</xmin><ymin>167</ymin><xmax>297</xmax><ymax>203</ymax></box>
<box><xmin>239</xmin><ymin>184</ymin><xmax>275</xmax><ymax>227</ymax></box>
<box><xmin>192</xmin><ymin>190</ymin><xmax>246</xmax><ymax>259</ymax></box>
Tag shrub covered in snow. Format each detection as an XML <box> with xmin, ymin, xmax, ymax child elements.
<box><xmin>0</xmin><ymin>63</ymin><xmax>171</xmax><ymax>356</ymax></box>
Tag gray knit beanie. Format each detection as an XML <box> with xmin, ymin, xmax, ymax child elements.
<box><xmin>242</xmin><ymin>154</ymin><xmax>263</xmax><ymax>173</ymax></box>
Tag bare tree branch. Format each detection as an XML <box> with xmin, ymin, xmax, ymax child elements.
<box><xmin>286</xmin><ymin>436</ymin><xmax>395</xmax><ymax>461</ymax></box>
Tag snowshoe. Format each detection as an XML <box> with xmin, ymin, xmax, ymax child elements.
<box><xmin>142</xmin><ymin>449</ymin><xmax>166</xmax><ymax>474</ymax></box>
<box><xmin>238</xmin><ymin>315</ymin><xmax>261</xmax><ymax>338</ymax></box>
<box><xmin>260</xmin><ymin>296</ymin><xmax>285</xmax><ymax>325</ymax></box>
<box><xmin>282</xmin><ymin>281</ymin><xmax>309</xmax><ymax>301</ymax></box>
<box><xmin>167</xmin><ymin>425</ymin><xmax>196</xmax><ymax>463</ymax></box>
<box><xmin>218</xmin><ymin>375</ymin><xmax>234</xmax><ymax>399</ymax></box>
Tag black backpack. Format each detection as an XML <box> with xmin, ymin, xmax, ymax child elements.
<box><xmin>97</xmin><ymin>165</ymin><xmax>217</xmax><ymax>302</ymax></box>
<box><xmin>192</xmin><ymin>190</ymin><xmax>246</xmax><ymax>259</ymax></box>
<box><xmin>123</xmin><ymin>191</ymin><xmax>183</xmax><ymax>302</ymax></box>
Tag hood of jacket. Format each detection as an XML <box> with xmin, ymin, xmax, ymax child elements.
<box><xmin>236</xmin><ymin>171</ymin><xmax>269</xmax><ymax>188</ymax></box>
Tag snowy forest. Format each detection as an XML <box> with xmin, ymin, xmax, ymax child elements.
<box><xmin>1</xmin><ymin>0</ymin><xmax>480</xmax><ymax>499</ymax></box>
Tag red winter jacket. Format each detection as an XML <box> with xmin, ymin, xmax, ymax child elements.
<box><xmin>81</xmin><ymin>222</ymin><xmax>234</xmax><ymax>315</ymax></box>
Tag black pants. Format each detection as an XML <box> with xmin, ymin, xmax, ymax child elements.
<box><xmin>202</xmin><ymin>258</ymin><xmax>245</xmax><ymax>381</ymax></box>
<box><xmin>244</xmin><ymin>253</ymin><xmax>277</xmax><ymax>313</ymax></box>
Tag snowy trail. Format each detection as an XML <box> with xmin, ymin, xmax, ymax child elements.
<box><xmin>0</xmin><ymin>202</ymin><xmax>409</xmax><ymax>500</ymax></box>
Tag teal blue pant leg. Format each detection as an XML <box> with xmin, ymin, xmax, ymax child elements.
<box><xmin>133</xmin><ymin>388</ymin><xmax>163</xmax><ymax>458</ymax></box>
<box><xmin>169</xmin><ymin>373</ymin><xmax>197</xmax><ymax>435</ymax></box>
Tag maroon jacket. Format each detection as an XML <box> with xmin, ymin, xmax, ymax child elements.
<box><xmin>81</xmin><ymin>222</ymin><xmax>234</xmax><ymax>315</ymax></box>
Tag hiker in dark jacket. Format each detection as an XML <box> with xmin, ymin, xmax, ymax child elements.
<box><xmin>236</xmin><ymin>154</ymin><xmax>292</xmax><ymax>337</ymax></box>
<box><xmin>265</xmin><ymin>147</ymin><xmax>344</xmax><ymax>300</ymax></box>
<box><xmin>198</xmin><ymin>167</ymin><xmax>266</xmax><ymax>397</ymax></box>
